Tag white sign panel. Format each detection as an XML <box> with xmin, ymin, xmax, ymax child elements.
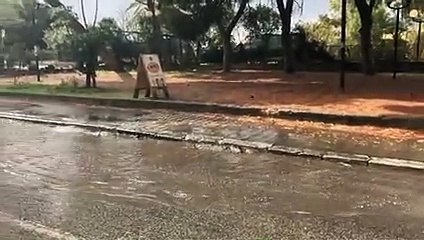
<box><xmin>141</xmin><ymin>54</ymin><xmax>167</xmax><ymax>88</ymax></box>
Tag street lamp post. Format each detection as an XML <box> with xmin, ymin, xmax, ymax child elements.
<box><xmin>386</xmin><ymin>0</ymin><xmax>411</xmax><ymax>79</ymax></box>
<box><xmin>0</xmin><ymin>28</ymin><xmax>5</xmax><ymax>71</ymax></box>
<box><xmin>409</xmin><ymin>9</ymin><xmax>424</xmax><ymax>61</ymax></box>
<box><xmin>32</xmin><ymin>2</ymin><xmax>41</xmax><ymax>82</ymax></box>
<box><xmin>34</xmin><ymin>45</ymin><xmax>39</xmax><ymax>78</ymax></box>
<box><xmin>340</xmin><ymin>0</ymin><xmax>347</xmax><ymax>92</ymax></box>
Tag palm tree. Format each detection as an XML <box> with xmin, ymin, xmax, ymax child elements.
<box><xmin>127</xmin><ymin>0</ymin><xmax>154</xmax><ymax>21</ymax></box>
<box><xmin>79</xmin><ymin>0</ymin><xmax>99</xmax><ymax>28</ymax></box>
<box><xmin>127</xmin><ymin>0</ymin><xmax>162</xmax><ymax>54</ymax></box>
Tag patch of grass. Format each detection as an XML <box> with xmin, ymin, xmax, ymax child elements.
<box><xmin>0</xmin><ymin>82</ymin><xmax>129</xmax><ymax>98</ymax></box>
<box><xmin>5</xmin><ymin>83</ymin><xmax>51</xmax><ymax>92</ymax></box>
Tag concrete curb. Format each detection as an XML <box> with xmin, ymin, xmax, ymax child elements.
<box><xmin>0</xmin><ymin>92</ymin><xmax>423</xmax><ymax>130</ymax></box>
<box><xmin>1</xmin><ymin>112</ymin><xmax>423</xmax><ymax>172</ymax></box>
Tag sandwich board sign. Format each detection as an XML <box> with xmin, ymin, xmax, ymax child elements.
<box><xmin>142</xmin><ymin>54</ymin><xmax>166</xmax><ymax>87</ymax></box>
<box><xmin>134</xmin><ymin>54</ymin><xmax>169</xmax><ymax>99</ymax></box>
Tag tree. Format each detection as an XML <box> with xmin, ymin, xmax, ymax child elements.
<box><xmin>45</xmin><ymin>15</ymin><xmax>138</xmax><ymax>85</ymax></box>
<box><xmin>243</xmin><ymin>4</ymin><xmax>281</xmax><ymax>39</ymax></box>
<box><xmin>78</xmin><ymin>0</ymin><xmax>99</xmax><ymax>87</ymax></box>
<box><xmin>45</xmin><ymin>0</ymin><xmax>101</xmax><ymax>87</ymax></box>
<box><xmin>216</xmin><ymin>0</ymin><xmax>249</xmax><ymax>72</ymax></box>
<box><xmin>321</xmin><ymin>0</ymin><xmax>395</xmax><ymax>70</ymax></box>
<box><xmin>302</xmin><ymin>15</ymin><xmax>340</xmax><ymax>45</ymax></box>
<box><xmin>127</xmin><ymin>0</ymin><xmax>162</xmax><ymax>54</ymax></box>
<box><xmin>158</xmin><ymin>0</ymin><xmax>249</xmax><ymax>71</ymax></box>
<box><xmin>72</xmin><ymin>28</ymin><xmax>102</xmax><ymax>87</ymax></box>
<box><xmin>161</xmin><ymin>5</ymin><xmax>214</xmax><ymax>41</ymax></box>
<box><xmin>44</xmin><ymin>0</ymin><xmax>123</xmax><ymax>71</ymax></box>
<box><xmin>160</xmin><ymin>2</ymin><xmax>220</xmax><ymax>66</ymax></box>
<box><xmin>43</xmin><ymin>14</ymin><xmax>76</xmax><ymax>60</ymax></box>
<box><xmin>242</xmin><ymin>4</ymin><xmax>281</xmax><ymax>63</ymax></box>
<box><xmin>128</xmin><ymin>0</ymin><xmax>249</xmax><ymax>71</ymax></box>
<box><xmin>353</xmin><ymin>0</ymin><xmax>378</xmax><ymax>75</ymax></box>
<box><xmin>0</xmin><ymin>0</ymin><xmax>53</xmax><ymax>67</ymax></box>
<box><xmin>97</xmin><ymin>18</ymin><xmax>142</xmax><ymax>68</ymax></box>
<box><xmin>18</xmin><ymin>0</ymin><xmax>52</xmax><ymax>47</ymax></box>
<box><xmin>330</xmin><ymin>0</ymin><xmax>395</xmax><ymax>74</ymax></box>
<box><xmin>276</xmin><ymin>0</ymin><xmax>303</xmax><ymax>73</ymax></box>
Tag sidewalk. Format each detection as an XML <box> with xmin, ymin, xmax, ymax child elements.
<box><xmin>1</xmin><ymin>71</ymin><xmax>424</xmax><ymax>117</ymax></box>
<box><xmin>0</xmin><ymin>98</ymin><xmax>422</xmax><ymax>162</ymax></box>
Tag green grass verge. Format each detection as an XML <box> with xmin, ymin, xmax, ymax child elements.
<box><xmin>0</xmin><ymin>83</ymin><xmax>131</xmax><ymax>99</ymax></box>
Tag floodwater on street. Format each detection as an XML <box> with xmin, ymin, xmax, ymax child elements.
<box><xmin>1</xmin><ymin>120</ymin><xmax>424</xmax><ymax>239</ymax></box>
<box><xmin>0</xmin><ymin>98</ymin><xmax>423</xmax><ymax>161</ymax></box>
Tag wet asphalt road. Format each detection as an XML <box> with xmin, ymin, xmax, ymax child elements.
<box><xmin>1</xmin><ymin>120</ymin><xmax>424</xmax><ymax>239</ymax></box>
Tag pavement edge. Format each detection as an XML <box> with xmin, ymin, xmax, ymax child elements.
<box><xmin>1</xmin><ymin>112</ymin><xmax>423</xmax><ymax>172</ymax></box>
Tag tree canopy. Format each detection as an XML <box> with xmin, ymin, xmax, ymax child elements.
<box><xmin>3</xmin><ymin>0</ymin><xmax>424</xmax><ymax>75</ymax></box>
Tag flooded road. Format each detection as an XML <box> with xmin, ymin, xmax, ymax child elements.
<box><xmin>0</xmin><ymin>97</ymin><xmax>423</xmax><ymax>161</ymax></box>
<box><xmin>1</xmin><ymin>120</ymin><xmax>424</xmax><ymax>239</ymax></box>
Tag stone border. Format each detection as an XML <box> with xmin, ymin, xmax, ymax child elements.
<box><xmin>0</xmin><ymin>92</ymin><xmax>423</xmax><ymax>130</ymax></box>
<box><xmin>1</xmin><ymin>112</ymin><xmax>423</xmax><ymax>171</ymax></box>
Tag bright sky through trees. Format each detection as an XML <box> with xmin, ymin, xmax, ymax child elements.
<box><xmin>58</xmin><ymin>0</ymin><xmax>330</xmax><ymax>23</ymax></box>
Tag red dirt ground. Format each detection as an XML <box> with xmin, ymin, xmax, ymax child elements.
<box><xmin>3</xmin><ymin>70</ymin><xmax>424</xmax><ymax>117</ymax></box>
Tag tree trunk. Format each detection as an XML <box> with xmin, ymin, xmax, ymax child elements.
<box><xmin>354</xmin><ymin>0</ymin><xmax>375</xmax><ymax>75</ymax></box>
<box><xmin>195</xmin><ymin>40</ymin><xmax>201</xmax><ymax>66</ymax></box>
<box><xmin>222</xmin><ymin>33</ymin><xmax>232</xmax><ymax>73</ymax></box>
<box><xmin>282</xmin><ymin>15</ymin><xmax>294</xmax><ymax>74</ymax></box>
<box><xmin>152</xmin><ymin>16</ymin><xmax>162</xmax><ymax>55</ymax></box>
<box><xmin>359</xmin><ymin>24</ymin><xmax>374</xmax><ymax>75</ymax></box>
<box><xmin>92</xmin><ymin>73</ymin><xmax>96</xmax><ymax>88</ymax></box>
<box><xmin>179</xmin><ymin>39</ymin><xmax>183</xmax><ymax>61</ymax></box>
<box><xmin>276</xmin><ymin>0</ymin><xmax>295</xmax><ymax>74</ymax></box>
<box><xmin>217</xmin><ymin>0</ymin><xmax>248</xmax><ymax>73</ymax></box>
<box><xmin>85</xmin><ymin>73</ymin><xmax>91</xmax><ymax>88</ymax></box>
<box><xmin>150</xmin><ymin>0</ymin><xmax>167</xmax><ymax>67</ymax></box>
